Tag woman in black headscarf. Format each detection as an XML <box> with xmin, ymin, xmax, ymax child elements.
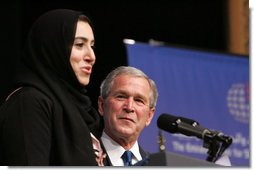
<box><xmin>0</xmin><ymin>9</ymin><xmax>104</xmax><ymax>166</ymax></box>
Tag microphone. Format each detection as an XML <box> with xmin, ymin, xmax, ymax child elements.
<box><xmin>157</xmin><ymin>113</ymin><xmax>222</xmax><ymax>140</ymax></box>
<box><xmin>157</xmin><ymin>113</ymin><xmax>233</xmax><ymax>162</ymax></box>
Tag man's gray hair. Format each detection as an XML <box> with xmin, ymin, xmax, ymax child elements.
<box><xmin>100</xmin><ymin>66</ymin><xmax>158</xmax><ymax>108</ymax></box>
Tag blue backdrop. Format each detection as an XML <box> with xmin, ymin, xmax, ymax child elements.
<box><xmin>126</xmin><ymin>42</ymin><xmax>249</xmax><ymax>166</ymax></box>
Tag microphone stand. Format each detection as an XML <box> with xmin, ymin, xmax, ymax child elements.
<box><xmin>203</xmin><ymin>132</ymin><xmax>220</xmax><ymax>162</ymax></box>
<box><xmin>213</xmin><ymin>134</ymin><xmax>233</xmax><ymax>162</ymax></box>
<box><xmin>203</xmin><ymin>132</ymin><xmax>232</xmax><ymax>162</ymax></box>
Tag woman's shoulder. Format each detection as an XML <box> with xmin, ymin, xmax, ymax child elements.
<box><xmin>8</xmin><ymin>86</ymin><xmax>51</xmax><ymax>101</ymax></box>
<box><xmin>4</xmin><ymin>86</ymin><xmax>54</xmax><ymax>110</ymax></box>
<box><xmin>0</xmin><ymin>86</ymin><xmax>55</xmax><ymax>121</ymax></box>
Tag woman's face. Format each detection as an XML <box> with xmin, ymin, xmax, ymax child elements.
<box><xmin>70</xmin><ymin>20</ymin><xmax>95</xmax><ymax>86</ymax></box>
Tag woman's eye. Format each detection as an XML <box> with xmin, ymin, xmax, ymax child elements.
<box><xmin>75</xmin><ymin>43</ymin><xmax>84</xmax><ymax>48</ymax></box>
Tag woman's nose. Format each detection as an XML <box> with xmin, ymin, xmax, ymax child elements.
<box><xmin>84</xmin><ymin>47</ymin><xmax>96</xmax><ymax>65</ymax></box>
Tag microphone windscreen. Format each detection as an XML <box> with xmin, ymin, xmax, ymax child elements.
<box><xmin>157</xmin><ymin>113</ymin><xmax>178</xmax><ymax>133</ymax></box>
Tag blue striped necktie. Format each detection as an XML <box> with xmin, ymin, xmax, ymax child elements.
<box><xmin>121</xmin><ymin>150</ymin><xmax>133</xmax><ymax>166</ymax></box>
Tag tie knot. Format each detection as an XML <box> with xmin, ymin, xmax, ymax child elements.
<box><xmin>121</xmin><ymin>150</ymin><xmax>133</xmax><ymax>166</ymax></box>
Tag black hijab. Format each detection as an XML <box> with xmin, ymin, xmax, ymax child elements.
<box><xmin>14</xmin><ymin>9</ymin><xmax>103</xmax><ymax>164</ymax></box>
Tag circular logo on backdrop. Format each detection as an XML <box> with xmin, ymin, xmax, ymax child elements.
<box><xmin>227</xmin><ymin>83</ymin><xmax>249</xmax><ymax>124</ymax></box>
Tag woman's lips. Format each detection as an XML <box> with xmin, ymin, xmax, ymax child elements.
<box><xmin>81</xmin><ymin>66</ymin><xmax>92</xmax><ymax>74</ymax></box>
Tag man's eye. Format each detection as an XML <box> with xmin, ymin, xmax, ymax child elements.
<box><xmin>135</xmin><ymin>98</ymin><xmax>145</xmax><ymax>104</ymax></box>
<box><xmin>117</xmin><ymin>95</ymin><xmax>124</xmax><ymax>98</ymax></box>
<box><xmin>116</xmin><ymin>95</ymin><xmax>126</xmax><ymax>99</ymax></box>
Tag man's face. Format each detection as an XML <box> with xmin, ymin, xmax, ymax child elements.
<box><xmin>98</xmin><ymin>75</ymin><xmax>155</xmax><ymax>142</ymax></box>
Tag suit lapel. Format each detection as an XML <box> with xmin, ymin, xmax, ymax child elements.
<box><xmin>99</xmin><ymin>138</ymin><xmax>113</xmax><ymax>166</ymax></box>
<box><xmin>139</xmin><ymin>146</ymin><xmax>149</xmax><ymax>158</ymax></box>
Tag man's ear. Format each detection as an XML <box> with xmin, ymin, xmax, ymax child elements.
<box><xmin>98</xmin><ymin>96</ymin><xmax>104</xmax><ymax>116</ymax></box>
<box><xmin>145</xmin><ymin>108</ymin><xmax>155</xmax><ymax>127</ymax></box>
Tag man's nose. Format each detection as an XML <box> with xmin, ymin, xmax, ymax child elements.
<box><xmin>124</xmin><ymin>98</ymin><xmax>135</xmax><ymax>113</ymax></box>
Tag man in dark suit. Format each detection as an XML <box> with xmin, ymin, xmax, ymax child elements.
<box><xmin>98</xmin><ymin>66</ymin><xmax>158</xmax><ymax>166</ymax></box>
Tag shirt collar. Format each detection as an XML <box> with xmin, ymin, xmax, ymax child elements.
<box><xmin>101</xmin><ymin>131</ymin><xmax>142</xmax><ymax>166</ymax></box>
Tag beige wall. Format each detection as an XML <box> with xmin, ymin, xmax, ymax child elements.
<box><xmin>228</xmin><ymin>0</ymin><xmax>249</xmax><ymax>55</ymax></box>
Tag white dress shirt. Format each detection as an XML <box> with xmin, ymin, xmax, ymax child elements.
<box><xmin>101</xmin><ymin>131</ymin><xmax>142</xmax><ymax>166</ymax></box>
